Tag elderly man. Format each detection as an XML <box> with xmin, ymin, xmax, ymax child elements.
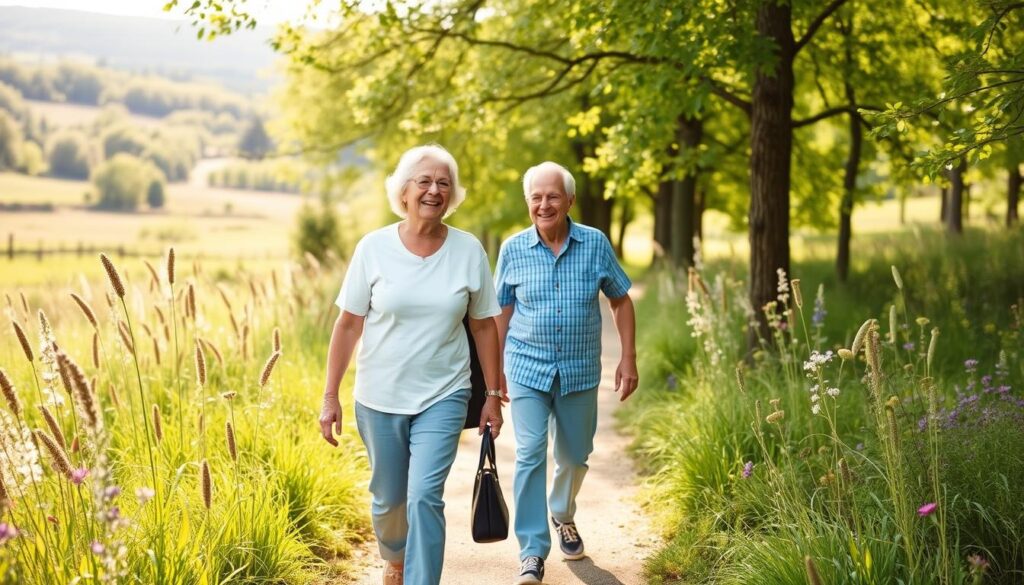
<box><xmin>494</xmin><ymin>161</ymin><xmax>638</xmax><ymax>584</ymax></box>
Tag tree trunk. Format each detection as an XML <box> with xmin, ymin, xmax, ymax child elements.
<box><xmin>614</xmin><ymin>198</ymin><xmax>633</xmax><ymax>259</ymax></box>
<box><xmin>748</xmin><ymin>1</ymin><xmax>795</xmax><ymax>347</ymax></box>
<box><xmin>694</xmin><ymin>188</ymin><xmax>704</xmax><ymax>242</ymax></box>
<box><xmin>670</xmin><ymin>116</ymin><xmax>702</xmax><ymax>267</ymax></box>
<box><xmin>654</xmin><ymin>181</ymin><xmax>672</xmax><ymax>258</ymax></box>
<box><xmin>947</xmin><ymin>159</ymin><xmax>965</xmax><ymax>234</ymax></box>
<box><xmin>940</xmin><ymin>186</ymin><xmax>948</xmax><ymax>223</ymax></box>
<box><xmin>1009</xmin><ymin>163</ymin><xmax>1021</xmax><ymax>227</ymax></box>
<box><xmin>571</xmin><ymin>140</ymin><xmax>613</xmax><ymax>238</ymax></box>
<box><xmin>837</xmin><ymin>84</ymin><xmax>862</xmax><ymax>284</ymax></box>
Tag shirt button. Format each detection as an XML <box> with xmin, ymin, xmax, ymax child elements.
<box><xmin>556</xmin><ymin>327</ymin><xmax>561</xmax><ymax>332</ymax></box>
<box><xmin>557</xmin><ymin>309</ymin><xmax>562</xmax><ymax>314</ymax></box>
<box><xmin>556</xmin><ymin>347</ymin><xmax>561</xmax><ymax>352</ymax></box>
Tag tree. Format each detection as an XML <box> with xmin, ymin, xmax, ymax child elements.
<box><xmin>238</xmin><ymin>117</ymin><xmax>272</xmax><ymax>159</ymax></box>
<box><xmin>47</xmin><ymin>132</ymin><xmax>91</xmax><ymax>179</ymax></box>
<box><xmin>0</xmin><ymin>110</ymin><xmax>22</xmax><ymax>171</ymax></box>
<box><xmin>147</xmin><ymin>179</ymin><xmax>166</xmax><ymax>209</ymax></box>
<box><xmin>294</xmin><ymin>194</ymin><xmax>344</xmax><ymax>263</ymax></box>
<box><xmin>91</xmin><ymin>153</ymin><xmax>161</xmax><ymax>211</ymax></box>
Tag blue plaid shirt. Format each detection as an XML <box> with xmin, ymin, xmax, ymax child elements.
<box><xmin>494</xmin><ymin>219</ymin><xmax>632</xmax><ymax>395</ymax></box>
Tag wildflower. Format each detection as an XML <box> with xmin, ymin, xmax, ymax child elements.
<box><xmin>135</xmin><ymin>487</ymin><xmax>155</xmax><ymax>505</ymax></box>
<box><xmin>826</xmin><ymin>387</ymin><xmax>840</xmax><ymax>398</ymax></box>
<box><xmin>917</xmin><ymin>502</ymin><xmax>937</xmax><ymax>517</ymax></box>
<box><xmin>741</xmin><ymin>461</ymin><xmax>754</xmax><ymax>479</ymax></box>
<box><xmin>71</xmin><ymin>467</ymin><xmax>90</xmax><ymax>485</ymax></box>
<box><xmin>91</xmin><ymin>541</ymin><xmax>105</xmax><ymax>555</ymax></box>
<box><xmin>803</xmin><ymin>350</ymin><xmax>834</xmax><ymax>375</ymax></box>
<box><xmin>964</xmin><ymin>359</ymin><xmax>979</xmax><ymax>372</ymax></box>
<box><xmin>967</xmin><ymin>554</ymin><xmax>990</xmax><ymax>575</ymax></box>
<box><xmin>902</xmin><ymin>342</ymin><xmax>915</xmax><ymax>351</ymax></box>
<box><xmin>811</xmin><ymin>284</ymin><xmax>826</xmax><ymax>327</ymax></box>
<box><xmin>776</xmin><ymin>268</ymin><xmax>790</xmax><ymax>304</ymax></box>
<box><xmin>666</xmin><ymin>374</ymin><xmax>677</xmax><ymax>390</ymax></box>
<box><xmin>915</xmin><ymin>317</ymin><xmax>929</xmax><ymax>326</ymax></box>
<box><xmin>837</xmin><ymin>348</ymin><xmax>854</xmax><ymax>361</ymax></box>
<box><xmin>104</xmin><ymin>486</ymin><xmax>121</xmax><ymax>501</ymax></box>
<box><xmin>0</xmin><ymin>522</ymin><xmax>17</xmax><ymax>544</ymax></box>
<box><xmin>855</xmin><ymin>443</ymin><xmax>864</xmax><ymax>451</ymax></box>
<box><xmin>221</xmin><ymin>391</ymin><xmax>237</xmax><ymax>400</ymax></box>
<box><xmin>811</xmin><ymin>403</ymin><xmax>821</xmax><ymax>415</ymax></box>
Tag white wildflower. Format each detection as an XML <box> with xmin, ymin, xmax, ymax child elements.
<box><xmin>776</xmin><ymin>268</ymin><xmax>790</xmax><ymax>304</ymax></box>
<box><xmin>811</xmin><ymin>403</ymin><xmax>822</xmax><ymax>415</ymax></box>
<box><xmin>826</xmin><ymin>387</ymin><xmax>841</xmax><ymax>398</ymax></box>
<box><xmin>1</xmin><ymin>410</ymin><xmax>44</xmax><ymax>492</ymax></box>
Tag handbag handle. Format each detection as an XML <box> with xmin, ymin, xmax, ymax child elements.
<box><xmin>478</xmin><ymin>423</ymin><xmax>498</xmax><ymax>477</ymax></box>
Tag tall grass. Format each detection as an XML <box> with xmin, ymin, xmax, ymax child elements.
<box><xmin>626</xmin><ymin>227</ymin><xmax>1024</xmax><ymax>584</ymax></box>
<box><xmin>0</xmin><ymin>250</ymin><xmax>368</xmax><ymax>584</ymax></box>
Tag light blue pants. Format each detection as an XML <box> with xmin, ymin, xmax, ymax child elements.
<box><xmin>509</xmin><ymin>376</ymin><xmax>598</xmax><ymax>560</ymax></box>
<box><xmin>354</xmin><ymin>388</ymin><xmax>470</xmax><ymax>585</ymax></box>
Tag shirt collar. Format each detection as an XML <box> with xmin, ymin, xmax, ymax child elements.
<box><xmin>528</xmin><ymin>217</ymin><xmax>583</xmax><ymax>247</ymax></box>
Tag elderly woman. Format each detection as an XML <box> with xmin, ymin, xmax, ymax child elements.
<box><xmin>319</xmin><ymin>144</ymin><xmax>504</xmax><ymax>585</ymax></box>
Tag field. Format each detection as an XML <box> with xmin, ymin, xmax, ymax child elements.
<box><xmin>26</xmin><ymin>99</ymin><xmax>163</xmax><ymax>129</ymax></box>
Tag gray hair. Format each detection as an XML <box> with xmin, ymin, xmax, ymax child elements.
<box><xmin>384</xmin><ymin>144</ymin><xmax>466</xmax><ymax>218</ymax></box>
<box><xmin>522</xmin><ymin>161</ymin><xmax>576</xmax><ymax>199</ymax></box>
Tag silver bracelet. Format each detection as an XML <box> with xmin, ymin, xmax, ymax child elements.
<box><xmin>484</xmin><ymin>389</ymin><xmax>503</xmax><ymax>398</ymax></box>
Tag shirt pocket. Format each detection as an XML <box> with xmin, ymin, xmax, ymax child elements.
<box><xmin>566</xmin><ymin>270</ymin><xmax>600</xmax><ymax>304</ymax></box>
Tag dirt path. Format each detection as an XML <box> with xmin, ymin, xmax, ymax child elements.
<box><xmin>345</xmin><ymin>299</ymin><xmax>654</xmax><ymax>584</ymax></box>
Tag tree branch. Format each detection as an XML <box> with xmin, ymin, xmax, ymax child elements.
<box><xmin>794</xmin><ymin>0</ymin><xmax>850</xmax><ymax>56</ymax></box>
<box><xmin>792</xmin><ymin>106</ymin><xmax>851</xmax><ymax>128</ymax></box>
<box><xmin>703</xmin><ymin>77</ymin><xmax>752</xmax><ymax>116</ymax></box>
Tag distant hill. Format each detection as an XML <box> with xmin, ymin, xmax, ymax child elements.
<box><xmin>0</xmin><ymin>6</ymin><xmax>278</xmax><ymax>94</ymax></box>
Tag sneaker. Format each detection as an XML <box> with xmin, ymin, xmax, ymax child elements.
<box><xmin>513</xmin><ymin>556</ymin><xmax>545</xmax><ymax>584</ymax></box>
<box><xmin>383</xmin><ymin>561</ymin><xmax>403</xmax><ymax>585</ymax></box>
<box><xmin>551</xmin><ymin>517</ymin><xmax>586</xmax><ymax>560</ymax></box>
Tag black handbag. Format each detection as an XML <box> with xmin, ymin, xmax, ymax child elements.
<box><xmin>471</xmin><ymin>423</ymin><xmax>509</xmax><ymax>543</ymax></box>
<box><xmin>463</xmin><ymin>315</ymin><xmax>487</xmax><ymax>429</ymax></box>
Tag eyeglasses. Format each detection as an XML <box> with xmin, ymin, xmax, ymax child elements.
<box><xmin>411</xmin><ymin>176</ymin><xmax>452</xmax><ymax>192</ymax></box>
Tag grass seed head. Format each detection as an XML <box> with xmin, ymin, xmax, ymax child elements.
<box><xmin>35</xmin><ymin>429</ymin><xmax>73</xmax><ymax>480</ymax></box>
<box><xmin>19</xmin><ymin>292</ymin><xmax>29</xmax><ymax>316</ymax></box>
<box><xmin>259</xmin><ymin>351</ymin><xmax>281</xmax><ymax>387</ymax></box>
<box><xmin>838</xmin><ymin>348</ymin><xmax>854</xmax><ymax>361</ymax></box>
<box><xmin>152</xmin><ymin>405</ymin><xmax>163</xmax><ymax>443</ymax></box>
<box><xmin>195</xmin><ymin>342</ymin><xmax>207</xmax><ymax>386</ymax></box>
<box><xmin>167</xmin><ymin>248</ymin><xmax>175</xmax><ymax>285</ymax></box>
<box><xmin>0</xmin><ymin>368</ymin><xmax>21</xmax><ymax>416</ymax></box>
<box><xmin>70</xmin><ymin>293</ymin><xmax>98</xmax><ymax>329</ymax></box>
<box><xmin>927</xmin><ymin>327</ymin><xmax>940</xmax><ymax>372</ymax></box>
<box><xmin>889</xmin><ymin>305</ymin><xmax>898</xmax><ymax>344</ymax></box>
<box><xmin>201</xmin><ymin>459</ymin><xmax>211</xmax><ymax>510</ymax></box>
<box><xmin>765</xmin><ymin>410</ymin><xmax>784</xmax><ymax>424</ymax></box>
<box><xmin>790</xmin><ymin>278</ymin><xmax>803</xmax><ymax>308</ymax></box>
<box><xmin>143</xmin><ymin>259</ymin><xmax>160</xmax><ymax>289</ymax></box>
<box><xmin>891</xmin><ymin>265</ymin><xmax>904</xmax><ymax>290</ymax></box>
<box><xmin>226</xmin><ymin>421</ymin><xmax>237</xmax><ymax>461</ymax></box>
<box><xmin>273</xmin><ymin>327</ymin><xmax>281</xmax><ymax>352</ymax></box>
<box><xmin>12</xmin><ymin>320</ymin><xmax>33</xmax><ymax>362</ymax></box>
<box><xmin>99</xmin><ymin>254</ymin><xmax>125</xmax><ymax>298</ymax></box>
<box><xmin>92</xmin><ymin>332</ymin><xmax>100</xmax><ymax>368</ymax></box>
<box><xmin>851</xmin><ymin>318</ymin><xmax>875</xmax><ymax>357</ymax></box>
<box><xmin>805</xmin><ymin>556</ymin><xmax>822</xmax><ymax>585</ymax></box>
<box><xmin>38</xmin><ymin>405</ymin><xmax>67</xmax><ymax>450</ymax></box>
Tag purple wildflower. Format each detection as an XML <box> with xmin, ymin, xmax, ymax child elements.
<box><xmin>812</xmin><ymin>297</ymin><xmax>826</xmax><ymax>327</ymax></box>
<box><xmin>917</xmin><ymin>502</ymin><xmax>937</xmax><ymax>517</ymax></box>
<box><xmin>71</xmin><ymin>467</ymin><xmax>90</xmax><ymax>485</ymax></box>
<box><xmin>103</xmin><ymin>486</ymin><xmax>122</xmax><ymax>501</ymax></box>
<box><xmin>91</xmin><ymin>541</ymin><xmax>105</xmax><ymax>555</ymax></box>
<box><xmin>981</xmin><ymin>375</ymin><xmax>993</xmax><ymax>389</ymax></box>
<box><xmin>0</xmin><ymin>523</ymin><xmax>17</xmax><ymax>544</ymax></box>
<box><xmin>855</xmin><ymin>443</ymin><xmax>864</xmax><ymax>451</ymax></box>
<box><xmin>742</xmin><ymin>461</ymin><xmax>754</xmax><ymax>479</ymax></box>
<box><xmin>666</xmin><ymin>374</ymin><xmax>677</xmax><ymax>390</ymax></box>
<box><xmin>902</xmin><ymin>342</ymin><xmax>915</xmax><ymax>351</ymax></box>
<box><xmin>964</xmin><ymin>359</ymin><xmax>979</xmax><ymax>372</ymax></box>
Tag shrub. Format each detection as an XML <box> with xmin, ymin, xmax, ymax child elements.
<box><xmin>47</xmin><ymin>131</ymin><xmax>91</xmax><ymax>179</ymax></box>
<box><xmin>91</xmin><ymin>153</ymin><xmax>161</xmax><ymax>211</ymax></box>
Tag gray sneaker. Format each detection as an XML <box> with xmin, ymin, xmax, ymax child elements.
<box><xmin>513</xmin><ymin>556</ymin><xmax>544</xmax><ymax>584</ymax></box>
<box><xmin>551</xmin><ymin>517</ymin><xmax>586</xmax><ymax>560</ymax></box>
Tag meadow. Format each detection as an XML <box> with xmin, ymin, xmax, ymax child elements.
<box><xmin>0</xmin><ymin>249</ymin><xmax>369</xmax><ymax>584</ymax></box>
<box><xmin>624</xmin><ymin>226</ymin><xmax>1024</xmax><ymax>584</ymax></box>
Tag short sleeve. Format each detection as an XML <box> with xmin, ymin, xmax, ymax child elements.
<box><xmin>493</xmin><ymin>240</ymin><xmax>515</xmax><ymax>307</ymax></box>
<box><xmin>599</xmin><ymin>235</ymin><xmax>631</xmax><ymax>299</ymax></box>
<box><xmin>335</xmin><ymin>239</ymin><xmax>371</xmax><ymax>316</ymax></box>
<box><xmin>469</xmin><ymin>249</ymin><xmax>502</xmax><ymax>319</ymax></box>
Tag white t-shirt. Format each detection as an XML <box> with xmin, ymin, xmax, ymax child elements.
<box><xmin>335</xmin><ymin>223</ymin><xmax>501</xmax><ymax>414</ymax></box>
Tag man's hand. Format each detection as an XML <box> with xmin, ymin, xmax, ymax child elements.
<box><xmin>479</xmin><ymin>397</ymin><xmax>503</xmax><ymax>437</ymax></box>
<box><xmin>614</xmin><ymin>356</ymin><xmax>639</xmax><ymax>401</ymax></box>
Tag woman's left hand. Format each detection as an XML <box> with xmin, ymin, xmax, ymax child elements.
<box><xmin>479</xmin><ymin>397</ymin><xmax>503</xmax><ymax>438</ymax></box>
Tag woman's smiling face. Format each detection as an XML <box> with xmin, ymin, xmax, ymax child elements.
<box><xmin>402</xmin><ymin>157</ymin><xmax>452</xmax><ymax>222</ymax></box>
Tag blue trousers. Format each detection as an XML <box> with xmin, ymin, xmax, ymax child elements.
<box><xmin>354</xmin><ymin>388</ymin><xmax>470</xmax><ymax>585</ymax></box>
<box><xmin>509</xmin><ymin>376</ymin><xmax>598</xmax><ymax>560</ymax></box>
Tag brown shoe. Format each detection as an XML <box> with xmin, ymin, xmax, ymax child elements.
<box><xmin>383</xmin><ymin>561</ymin><xmax>404</xmax><ymax>585</ymax></box>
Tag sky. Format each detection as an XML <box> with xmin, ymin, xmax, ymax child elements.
<box><xmin>0</xmin><ymin>1</ymin><xmax>313</xmax><ymax>24</ymax></box>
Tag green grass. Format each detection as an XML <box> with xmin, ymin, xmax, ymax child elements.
<box><xmin>624</xmin><ymin>226</ymin><xmax>1024</xmax><ymax>585</ymax></box>
<box><xmin>0</xmin><ymin>252</ymin><xmax>369</xmax><ymax>584</ymax></box>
